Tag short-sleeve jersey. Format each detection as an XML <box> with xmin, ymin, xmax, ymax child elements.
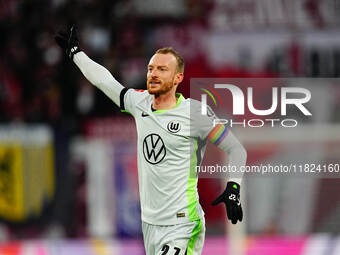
<box><xmin>120</xmin><ymin>88</ymin><xmax>229</xmax><ymax>225</ymax></box>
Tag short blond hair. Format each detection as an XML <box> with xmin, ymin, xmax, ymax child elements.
<box><xmin>155</xmin><ymin>47</ymin><xmax>184</xmax><ymax>73</ymax></box>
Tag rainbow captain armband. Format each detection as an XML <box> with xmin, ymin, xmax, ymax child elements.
<box><xmin>207</xmin><ymin>123</ymin><xmax>229</xmax><ymax>146</ymax></box>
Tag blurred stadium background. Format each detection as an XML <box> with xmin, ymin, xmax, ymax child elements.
<box><xmin>1</xmin><ymin>0</ymin><xmax>340</xmax><ymax>254</ymax></box>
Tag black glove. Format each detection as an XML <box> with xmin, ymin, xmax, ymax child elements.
<box><xmin>55</xmin><ymin>25</ymin><xmax>81</xmax><ymax>60</ymax></box>
<box><xmin>212</xmin><ymin>181</ymin><xmax>243</xmax><ymax>224</ymax></box>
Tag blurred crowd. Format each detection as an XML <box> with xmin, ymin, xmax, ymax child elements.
<box><xmin>0</xmin><ymin>0</ymin><xmax>212</xmax><ymax>128</ymax></box>
<box><xmin>2</xmin><ymin>0</ymin><xmax>340</xmax><ymax>128</ymax></box>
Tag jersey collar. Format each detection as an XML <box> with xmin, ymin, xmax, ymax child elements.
<box><xmin>152</xmin><ymin>93</ymin><xmax>184</xmax><ymax>114</ymax></box>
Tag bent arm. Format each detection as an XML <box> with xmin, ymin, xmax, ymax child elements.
<box><xmin>73</xmin><ymin>52</ymin><xmax>124</xmax><ymax>106</ymax></box>
<box><xmin>217</xmin><ymin>131</ymin><xmax>247</xmax><ymax>185</ymax></box>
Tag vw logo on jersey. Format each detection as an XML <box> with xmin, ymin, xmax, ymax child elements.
<box><xmin>143</xmin><ymin>134</ymin><xmax>166</xmax><ymax>164</ymax></box>
<box><xmin>167</xmin><ymin>121</ymin><xmax>181</xmax><ymax>133</ymax></box>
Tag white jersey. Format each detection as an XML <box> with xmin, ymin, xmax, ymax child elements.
<box><xmin>120</xmin><ymin>89</ymin><xmax>229</xmax><ymax>225</ymax></box>
<box><xmin>73</xmin><ymin>52</ymin><xmax>244</xmax><ymax>227</ymax></box>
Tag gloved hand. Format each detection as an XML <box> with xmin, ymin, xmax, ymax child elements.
<box><xmin>55</xmin><ymin>25</ymin><xmax>81</xmax><ymax>60</ymax></box>
<box><xmin>211</xmin><ymin>181</ymin><xmax>243</xmax><ymax>224</ymax></box>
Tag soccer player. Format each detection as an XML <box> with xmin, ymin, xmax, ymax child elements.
<box><xmin>56</xmin><ymin>26</ymin><xmax>247</xmax><ymax>255</ymax></box>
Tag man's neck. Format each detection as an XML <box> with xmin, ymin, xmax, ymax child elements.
<box><xmin>152</xmin><ymin>91</ymin><xmax>178</xmax><ymax>111</ymax></box>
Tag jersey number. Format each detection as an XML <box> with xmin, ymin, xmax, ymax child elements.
<box><xmin>161</xmin><ymin>245</ymin><xmax>181</xmax><ymax>255</ymax></box>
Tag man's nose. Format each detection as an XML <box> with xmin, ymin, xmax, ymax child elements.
<box><xmin>150</xmin><ymin>71</ymin><xmax>159</xmax><ymax>78</ymax></box>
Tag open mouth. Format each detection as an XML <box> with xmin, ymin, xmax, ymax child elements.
<box><xmin>149</xmin><ymin>81</ymin><xmax>161</xmax><ymax>86</ymax></box>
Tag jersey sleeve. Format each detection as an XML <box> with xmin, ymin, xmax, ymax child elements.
<box><xmin>73</xmin><ymin>52</ymin><xmax>124</xmax><ymax>106</ymax></box>
<box><xmin>193</xmin><ymin>104</ymin><xmax>228</xmax><ymax>144</ymax></box>
<box><xmin>193</xmin><ymin>103</ymin><xmax>246</xmax><ymax>184</ymax></box>
<box><xmin>120</xmin><ymin>88</ymin><xmax>147</xmax><ymax>116</ymax></box>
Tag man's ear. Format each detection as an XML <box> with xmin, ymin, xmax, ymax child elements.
<box><xmin>174</xmin><ymin>73</ymin><xmax>184</xmax><ymax>85</ymax></box>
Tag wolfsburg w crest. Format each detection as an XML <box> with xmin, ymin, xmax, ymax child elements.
<box><xmin>167</xmin><ymin>121</ymin><xmax>181</xmax><ymax>133</ymax></box>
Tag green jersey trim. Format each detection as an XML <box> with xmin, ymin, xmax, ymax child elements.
<box><xmin>187</xmin><ymin>140</ymin><xmax>199</xmax><ymax>221</ymax></box>
<box><xmin>121</xmin><ymin>109</ymin><xmax>132</xmax><ymax>115</ymax></box>
<box><xmin>187</xmin><ymin>219</ymin><xmax>202</xmax><ymax>255</ymax></box>
<box><xmin>153</xmin><ymin>93</ymin><xmax>184</xmax><ymax>114</ymax></box>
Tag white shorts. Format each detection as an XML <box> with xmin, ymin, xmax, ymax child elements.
<box><xmin>142</xmin><ymin>218</ymin><xmax>205</xmax><ymax>255</ymax></box>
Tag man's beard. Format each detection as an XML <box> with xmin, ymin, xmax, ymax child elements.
<box><xmin>147</xmin><ymin>78</ymin><xmax>174</xmax><ymax>96</ymax></box>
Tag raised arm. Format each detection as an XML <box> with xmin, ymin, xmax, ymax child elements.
<box><xmin>73</xmin><ymin>52</ymin><xmax>123</xmax><ymax>105</ymax></box>
<box><xmin>55</xmin><ymin>25</ymin><xmax>123</xmax><ymax>106</ymax></box>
